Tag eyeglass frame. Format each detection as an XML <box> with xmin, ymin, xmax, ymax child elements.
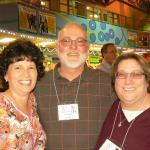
<box><xmin>59</xmin><ymin>37</ymin><xmax>88</xmax><ymax>47</ymax></box>
<box><xmin>115</xmin><ymin>71</ymin><xmax>145</xmax><ymax>80</ymax></box>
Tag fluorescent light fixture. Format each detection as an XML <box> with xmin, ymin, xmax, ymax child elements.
<box><xmin>86</xmin><ymin>6</ymin><xmax>90</xmax><ymax>10</ymax></box>
<box><xmin>0</xmin><ymin>38</ymin><xmax>16</xmax><ymax>43</ymax></box>
<box><xmin>38</xmin><ymin>41</ymin><xmax>55</xmax><ymax>47</ymax></box>
<box><xmin>94</xmin><ymin>14</ymin><xmax>99</xmax><ymax>18</ymax></box>
<box><xmin>89</xmin><ymin>14</ymin><xmax>93</xmax><ymax>18</ymax></box>
<box><xmin>41</xmin><ymin>1</ymin><xmax>46</xmax><ymax>6</ymax></box>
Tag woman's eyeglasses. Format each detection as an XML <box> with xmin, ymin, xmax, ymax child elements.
<box><xmin>115</xmin><ymin>71</ymin><xmax>145</xmax><ymax>79</ymax></box>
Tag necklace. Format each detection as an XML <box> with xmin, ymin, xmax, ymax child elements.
<box><xmin>118</xmin><ymin>118</ymin><xmax>124</xmax><ymax>127</ymax></box>
<box><xmin>109</xmin><ymin>99</ymin><xmax>146</xmax><ymax>149</ymax></box>
<box><xmin>109</xmin><ymin>102</ymin><xmax>137</xmax><ymax>149</ymax></box>
<box><xmin>118</xmin><ymin>103</ymin><xmax>145</xmax><ymax>128</ymax></box>
<box><xmin>118</xmin><ymin>107</ymin><xmax>127</xmax><ymax>127</ymax></box>
<box><xmin>118</xmin><ymin>108</ymin><xmax>144</xmax><ymax>128</ymax></box>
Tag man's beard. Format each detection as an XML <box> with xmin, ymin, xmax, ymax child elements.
<box><xmin>58</xmin><ymin>51</ymin><xmax>88</xmax><ymax>69</ymax></box>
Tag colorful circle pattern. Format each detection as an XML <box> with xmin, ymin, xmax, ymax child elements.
<box><xmin>81</xmin><ymin>21</ymin><xmax>124</xmax><ymax>45</ymax></box>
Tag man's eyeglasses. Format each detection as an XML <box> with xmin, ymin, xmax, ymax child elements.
<box><xmin>115</xmin><ymin>71</ymin><xmax>145</xmax><ymax>79</ymax></box>
<box><xmin>59</xmin><ymin>37</ymin><xmax>87</xmax><ymax>47</ymax></box>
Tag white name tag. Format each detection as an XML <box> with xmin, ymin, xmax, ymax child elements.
<box><xmin>99</xmin><ymin>139</ymin><xmax>122</xmax><ymax>150</ymax></box>
<box><xmin>58</xmin><ymin>104</ymin><xmax>79</xmax><ymax>121</ymax></box>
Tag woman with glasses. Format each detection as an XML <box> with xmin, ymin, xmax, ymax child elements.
<box><xmin>95</xmin><ymin>53</ymin><xmax>150</xmax><ymax>150</ymax></box>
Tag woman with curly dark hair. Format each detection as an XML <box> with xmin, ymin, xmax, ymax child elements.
<box><xmin>0</xmin><ymin>39</ymin><xmax>46</xmax><ymax>149</ymax></box>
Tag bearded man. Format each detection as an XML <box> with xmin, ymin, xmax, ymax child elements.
<box><xmin>35</xmin><ymin>23</ymin><xmax>116</xmax><ymax>150</ymax></box>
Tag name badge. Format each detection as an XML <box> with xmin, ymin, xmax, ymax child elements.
<box><xmin>58</xmin><ymin>104</ymin><xmax>79</xmax><ymax>121</ymax></box>
<box><xmin>99</xmin><ymin>139</ymin><xmax>122</xmax><ymax>150</ymax></box>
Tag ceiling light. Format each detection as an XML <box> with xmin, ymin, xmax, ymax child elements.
<box><xmin>38</xmin><ymin>41</ymin><xmax>55</xmax><ymax>47</ymax></box>
<box><xmin>94</xmin><ymin>14</ymin><xmax>99</xmax><ymax>18</ymax></box>
<box><xmin>89</xmin><ymin>14</ymin><xmax>93</xmax><ymax>18</ymax></box>
<box><xmin>41</xmin><ymin>1</ymin><xmax>46</xmax><ymax>6</ymax></box>
<box><xmin>0</xmin><ymin>38</ymin><xmax>16</xmax><ymax>43</ymax></box>
<box><xmin>86</xmin><ymin>6</ymin><xmax>90</xmax><ymax>10</ymax></box>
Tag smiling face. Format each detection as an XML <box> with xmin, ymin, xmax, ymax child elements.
<box><xmin>5</xmin><ymin>60</ymin><xmax>37</xmax><ymax>96</ymax></box>
<box><xmin>115</xmin><ymin>59</ymin><xmax>148</xmax><ymax>109</ymax></box>
<box><xmin>57</xmin><ymin>24</ymin><xmax>89</xmax><ymax>69</ymax></box>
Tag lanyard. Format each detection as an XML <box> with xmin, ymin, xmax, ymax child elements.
<box><xmin>53</xmin><ymin>69</ymin><xmax>81</xmax><ymax>104</ymax></box>
<box><xmin>109</xmin><ymin>101</ymin><xmax>145</xmax><ymax>149</ymax></box>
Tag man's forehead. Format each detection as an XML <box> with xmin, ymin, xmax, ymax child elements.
<box><xmin>62</xmin><ymin>26</ymin><xmax>86</xmax><ymax>35</ymax></box>
<box><xmin>107</xmin><ymin>45</ymin><xmax>116</xmax><ymax>51</ymax></box>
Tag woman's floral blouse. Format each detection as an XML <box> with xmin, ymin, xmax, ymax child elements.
<box><xmin>0</xmin><ymin>93</ymin><xmax>46</xmax><ymax>150</ymax></box>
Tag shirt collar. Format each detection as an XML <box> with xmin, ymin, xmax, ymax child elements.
<box><xmin>101</xmin><ymin>60</ymin><xmax>112</xmax><ymax>68</ymax></box>
<box><xmin>53</xmin><ymin>63</ymin><xmax>93</xmax><ymax>82</ymax></box>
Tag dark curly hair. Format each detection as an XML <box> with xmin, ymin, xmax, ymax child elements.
<box><xmin>111</xmin><ymin>53</ymin><xmax>150</xmax><ymax>93</ymax></box>
<box><xmin>0</xmin><ymin>39</ymin><xmax>45</xmax><ymax>91</ymax></box>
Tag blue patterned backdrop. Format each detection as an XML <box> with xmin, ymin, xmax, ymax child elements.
<box><xmin>55</xmin><ymin>13</ymin><xmax>128</xmax><ymax>48</ymax></box>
